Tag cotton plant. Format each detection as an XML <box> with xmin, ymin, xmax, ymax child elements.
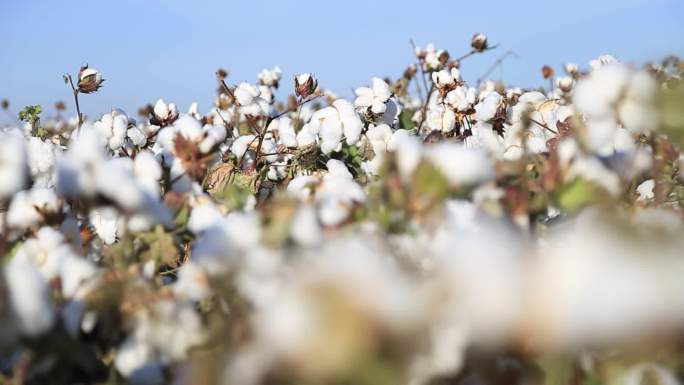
<box><xmin>0</xmin><ymin>37</ymin><xmax>683</xmax><ymax>385</ymax></box>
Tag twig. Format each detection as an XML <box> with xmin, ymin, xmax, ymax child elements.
<box><xmin>65</xmin><ymin>74</ymin><xmax>83</xmax><ymax>127</ymax></box>
<box><xmin>529</xmin><ymin>118</ymin><xmax>557</xmax><ymax>135</ymax></box>
<box><xmin>476</xmin><ymin>50</ymin><xmax>518</xmax><ymax>87</ymax></box>
<box><xmin>409</xmin><ymin>39</ymin><xmax>430</xmax><ymax>100</ymax></box>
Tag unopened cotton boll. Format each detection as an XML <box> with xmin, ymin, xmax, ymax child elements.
<box><xmin>294</xmin><ymin>73</ymin><xmax>317</xmax><ymax>99</ymax></box>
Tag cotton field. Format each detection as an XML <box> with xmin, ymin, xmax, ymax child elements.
<box><xmin>1</xmin><ymin>32</ymin><xmax>684</xmax><ymax>385</ymax></box>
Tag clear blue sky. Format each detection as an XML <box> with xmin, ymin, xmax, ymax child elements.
<box><xmin>1</xmin><ymin>0</ymin><xmax>682</xmax><ymax>122</ymax></box>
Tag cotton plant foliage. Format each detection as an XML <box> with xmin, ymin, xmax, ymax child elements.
<box><xmin>1</xmin><ymin>34</ymin><xmax>684</xmax><ymax>385</ymax></box>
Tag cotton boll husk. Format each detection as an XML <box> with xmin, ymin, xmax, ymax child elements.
<box><xmin>4</xmin><ymin>256</ymin><xmax>54</xmax><ymax>337</ymax></box>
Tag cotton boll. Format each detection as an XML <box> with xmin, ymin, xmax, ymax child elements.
<box><xmin>574</xmin><ymin>64</ymin><xmax>630</xmax><ymax>120</ymax></box>
<box><xmin>4</xmin><ymin>257</ymin><xmax>54</xmax><ymax>337</ymax></box>
<box><xmin>6</xmin><ymin>187</ymin><xmax>60</xmax><ymax>230</ymax></box>
<box><xmin>333</xmin><ymin>99</ymin><xmax>362</xmax><ymax>145</ymax></box>
<box><xmin>290</xmin><ymin>204</ymin><xmax>322</xmax><ymax>246</ymax></box>
<box><xmin>153</xmin><ymin>99</ymin><xmax>170</xmax><ymax>121</ymax></box>
<box><xmin>173</xmin><ymin>262</ymin><xmax>212</xmax><ymax>301</ymax></box>
<box><xmin>134</xmin><ymin>150</ymin><xmax>162</xmax><ymax>182</ymax></box>
<box><xmin>0</xmin><ymin>133</ymin><xmax>28</xmax><ymax>199</ymax></box>
<box><xmin>636</xmin><ymin>179</ymin><xmax>655</xmax><ymax>202</ymax></box>
<box><xmin>94</xmin><ymin>110</ymin><xmax>129</xmax><ymax>151</ymax></box>
<box><xmin>16</xmin><ymin>226</ymin><xmax>69</xmax><ymax>279</ymax></box>
<box><xmin>174</xmin><ymin>115</ymin><xmax>203</xmax><ymax>142</ymax></box>
<box><xmin>57</xmin><ymin>128</ymin><xmax>106</xmax><ymax>197</ymax></box>
<box><xmin>390</xmin><ymin>133</ymin><xmax>422</xmax><ymax>181</ymax></box>
<box><xmin>95</xmin><ymin>158</ymin><xmax>143</xmax><ymax>210</ymax></box>
<box><xmin>319</xmin><ymin>115</ymin><xmax>343</xmax><ymax>154</ymax></box>
<box><xmin>567</xmin><ymin>156</ymin><xmax>621</xmax><ymax>196</ymax></box>
<box><xmin>427</xmin><ymin>143</ymin><xmax>494</xmax><ymax>187</ymax></box>
<box><xmin>325</xmin><ymin>159</ymin><xmax>353</xmax><ymax>180</ymax></box>
<box><xmin>231</xmin><ymin>135</ymin><xmax>256</xmax><ymax>158</ymax></box>
<box><xmin>354</xmin><ymin>78</ymin><xmax>391</xmax><ymax>114</ymax></box>
<box><xmin>474</xmin><ymin>92</ymin><xmax>502</xmax><ymax>122</ymax></box>
<box><xmin>445</xmin><ymin>86</ymin><xmax>477</xmax><ymax>112</ymax></box>
<box><xmin>128</xmin><ymin>126</ymin><xmax>147</xmax><ymax>147</ymax></box>
<box><xmin>287</xmin><ymin>175</ymin><xmax>317</xmax><ymax>201</ymax></box>
<box><xmin>26</xmin><ymin>137</ymin><xmax>57</xmax><ymax>188</ymax></box>
<box><xmin>90</xmin><ymin>207</ymin><xmax>120</xmax><ymax>245</ymax></box>
<box><xmin>589</xmin><ymin>54</ymin><xmax>618</xmax><ymax>70</ymax></box>
<box><xmin>187</xmin><ymin>202</ymin><xmax>223</xmax><ymax>234</ymax></box>
<box><xmin>271</xmin><ymin>117</ymin><xmax>298</xmax><ymax>148</ymax></box>
<box><xmin>60</xmin><ymin>254</ymin><xmax>98</xmax><ymax>299</ymax></box>
<box><xmin>199</xmin><ymin>124</ymin><xmax>227</xmax><ymax>154</ymax></box>
<box><xmin>296</xmin><ymin>125</ymin><xmax>316</xmax><ymax>147</ymax></box>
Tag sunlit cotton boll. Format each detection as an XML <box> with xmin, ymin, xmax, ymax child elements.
<box><xmin>354</xmin><ymin>77</ymin><xmax>392</xmax><ymax>114</ymax></box>
<box><xmin>303</xmin><ymin>99</ymin><xmax>363</xmax><ymax>154</ymax></box>
<box><xmin>234</xmin><ymin>82</ymin><xmax>270</xmax><ymax>116</ymax></box>
<box><xmin>93</xmin><ymin>109</ymin><xmax>129</xmax><ymax>151</ymax></box>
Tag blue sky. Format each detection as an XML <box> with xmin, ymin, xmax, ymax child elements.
<box><xmin>1</xmin><ymin>0</ymin><xmax>682</xmax><ymax>123</ymax></box>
